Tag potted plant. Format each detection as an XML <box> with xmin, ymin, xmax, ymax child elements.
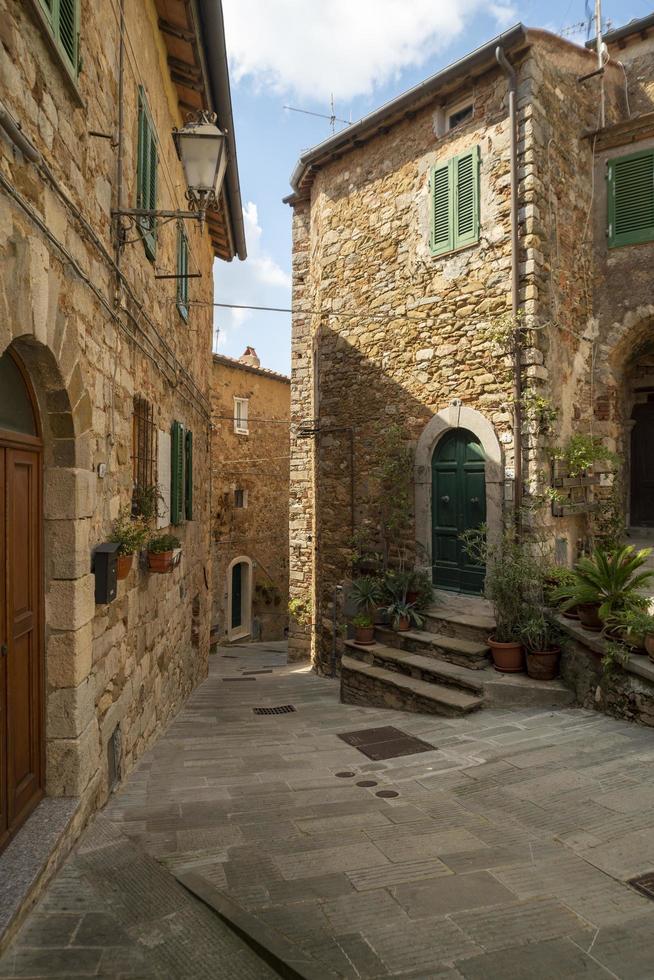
<box><xmin>409</xmin><ymin>569</ymin><xmax>434</xmax><ymax>611</ymax></box>
<box><xmin>352</xmin><ymin>612</ymin><xmax>375</xmax><ymax>645</ymax></box>
<box><xmin>350</xmin><ymin>576</ymin><xmax>383</xmax><ymax>642</ymax></box>
<box><xmin>147</xmin><ymin>533</ymin><xmax>181</xmax><ymax>573</ymax></box>
<box><xmin>109</xmin><ymin>508</ymin><xmax>149</xmax><ymax>580</ymax></box>
<box><xmin>386</xmin><ymin>599</ymin><xmax>423</xmax><ymax>632</ymax></box>
<box><xmin>555</xmin><ymin>546</ymin><xmax>654</xmax><ymax>633</ymax></box>
<box><xmin>520</xmin><ymin>613</ymin><xmax>563</xmax><ymax>680</ymax></box>
<box><xmin>614</xmin><ymin>609</ymin><xmax>654</xmax><ymax>656</ymax></box>
<box><xmin>544</xmin><ymin>565</ymin><xmax>578</xmax><ymax>620</ymax></box>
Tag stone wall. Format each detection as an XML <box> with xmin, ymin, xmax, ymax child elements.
<box><xmin>210</xmin><ymin>355</ymin><xmax>290</xmax><ymax>641</ymax></box>
<box><xmin>0</xmin><ymin>0</ymin><xmax>217</xmax><ymax>813</ymax></box>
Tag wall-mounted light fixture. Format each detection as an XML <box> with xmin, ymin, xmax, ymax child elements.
<box><xmin>111</xmin><ymin>109</ymin><xmax>228</xmax><ymax>233</ymax></box>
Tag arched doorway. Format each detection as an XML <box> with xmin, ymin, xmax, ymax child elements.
<box><xmin>431</xmin><ymin>427</ymin><xmax>486</xmax><ymax>594</ymax></box>
<box><xmin>630</xmin><ymin>401</ymin><xmax>654</xmax><ymax>526</ymax></box>
<box><xmin>227</xmin><ymin>556</ymin><xmax>252</xmax><ymax>641</ymax></box>
<box><xmin>0</xmin><ymin>347</ymin><xmax>44</xmax><ymax>850</ymax></box>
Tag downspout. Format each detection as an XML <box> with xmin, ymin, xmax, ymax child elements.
<box><xmin>496</xmin><ymin>46</ymin><xmax>523</xmax><ymax>532</ymax></box>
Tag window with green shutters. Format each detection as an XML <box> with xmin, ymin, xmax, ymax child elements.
<box><xmin>137</xmin><ymin>88</ymin><xmax>158</xmax><ymax>261</ymax></box>
<box><xmin>170</xmin><ymin>421</ymin><xmax>185</xmax><ymax>525</ymax></box>
<box><xmin>37</xmin><ymin>0</ymin><xmax>80</xmax><ymax>75</ymax></box>
<box><xmin>430</xmin><ymin>145</ymin><xmax>480</xmax><ymax>255</ymax></box>
<box><xmin>185</xmin><ymin>430</ymin><xmax>193</xmax><ymax>520</ymax></box>
<box><xmin>177</xmin><ymin>225</ymin><xmax>189</xmax><ymax>321</ymax></box>
<box><xmin>608</xmin><ymin>149</ymin><xmax>654</xmax><ymax>248</ymax></box>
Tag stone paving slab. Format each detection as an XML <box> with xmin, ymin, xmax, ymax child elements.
<box><xmin>3</xmin><ymin>641</ymin><xmax>654</xmax><ymax>978</ymax></box>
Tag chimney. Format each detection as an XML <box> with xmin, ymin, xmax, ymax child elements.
<box><xmin>239</xmin><ymin>346</ymin><xmax>260</xmax><ymax>369</ymax></box>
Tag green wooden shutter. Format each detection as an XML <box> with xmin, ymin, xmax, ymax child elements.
<box><xmin>177</xmin><ymin>226</ymin><xmax>189</xmax><ymax>320</ymax></box>
<box><xmin>608</xmin><ymin>150</ymin><xmax>654</xmax><ymax>248</ymax></box>
<box><xmin>454</xmin><ymin>146</ymin><xmax>479</xmax><ymax>248</ymax></box>
<box><xmin>185</xmin><ymin>430</ymin><xmax>193</xmax><ymax>520</ymax></box>
<box><xmin>137</xmin><ymin>88</ymin><xmax>157</xmax><ymax>260</ymax></box>
<box><xmin>170</xmin><ymin>421</ymin><xmax>185</xmax><ymax>525</ymax></box>
<box><xmin>430</xmin><ymin>163</ymin><xmax>452</xmax><ymax>255</ymax></box>
<box><xmin>37</xmin><ymin>0</ymin><xmax>79</xmax><ymax>73</ymax></box>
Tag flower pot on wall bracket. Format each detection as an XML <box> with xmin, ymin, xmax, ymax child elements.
<box><xmin>116</xmin><ymin>553</ymin><xmax>133</xmax><ymax>580</ymax></box>
<box><xmin>148</xmin><ymin>550</ymin><xmax>173</xmax><ymax>573</ymax></box>
<box><xmin>488</xmin><ymin>636</ymin><xmax>524</xmax><ymax>673</ymax></box>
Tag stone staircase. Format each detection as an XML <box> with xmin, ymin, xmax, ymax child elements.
<box><xmin>341</xmin><ymin>593</ymin><xmax>575</xmax><ymax>718</ymax></box>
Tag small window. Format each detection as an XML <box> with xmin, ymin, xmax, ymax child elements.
<box><xmin>448</xmin><ymin>104</ymin><xmax>473</xmax><ymax>130</ymax></box>
<box><xmin>234</xmin><ymin>397</ymin><xmax>249</xmax><ymax>435</ymax></box>
<box><xmin>132</xmin><ymin>396</ymin><xmax>157</xmax><ymax>506</ymax></box>
<box><xmin>37</xmin><ymin>0</ymin><xmax>79</xmax><ymax>76</ymax></box>
<box><xmin>137</xmin><ymin>88</ymin><xmax>158</xmax><ymax>261</ymax></box>
<box><xmin>608</xmin><ymin>149</ymin><xmax>654</xmax><ymax>248</ymax></box>
<box><xmin>170</xmin><ymin>422</ymin><xmax>194</xmax><ymax>525</ymax></box>
<box><xmin>177</xmin><ymin>225</ymin><xmax>189</xmax><ymax>321</ymax></box>
<box><xmin>430</xmin><ymin>145</ymin><xmax>480</xmax><ymax>256</ymax></box>
<box><xmin>234</xmin><ymin>489</ymin><xmax>248</xmax><ymax>509</ymax></box>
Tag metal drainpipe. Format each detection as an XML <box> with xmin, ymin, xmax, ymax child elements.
<box><xmin>0</xmin><ymin>101</ymin><xmax>42</xmax><ymax>163</ymax></box>
<box><xmin>115</xmin><ymin>0</ymin><xmax>125</xmax><ymax>277</ymax></box>
<box><xmin>496</xmin><ymin>46</ymin><xmax>523</xmax><ymax>532</ymax></box>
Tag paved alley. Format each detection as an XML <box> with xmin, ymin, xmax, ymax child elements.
<box><xmin>3</xmin><ymin>642</ymin><xmax>654</xmax><ymax>978</ymax></box>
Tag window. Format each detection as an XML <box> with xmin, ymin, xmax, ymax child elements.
<box><xmin>132</xmin><ymin>396</ymin><xmax>157</xmax><ymax>498</ymax></box>
<box><xmin>137</xmin><ymin>87</ymin><xmax>158</xmax><ymax>260</ymax></box>
<box><xmin>177</xmin><ymin>225</ymin><xmax>189</xmax><ymax>320</ymax></box>
<box><xmin>608</xmin><ymin>149</ymin><xmax>654</xmax><ymax>248</ymax></box>
<box><xmin>234</xmin><ymin>397</ymin><xmax>249</xmax><ymax>435</ymax></box>
<box><xmin>37</xmin><ymin>0</ymin><xmax>79</xmax><ymax>76</ymax></box>
<box><xmin>448</xmin><ymin>104</ymin><xmax>473</xmax><ymax>130</ymax></box>
<box><xmin>234</xmin><ymin>489</ymin><xmax>248</xmax><ymax>509</ymax></box>
<box><xmin>170</xmin><ymin>421</ymin><xmax>193</xmax><ymax>525</ymax></box>
<box><xmin>430</xmin><ymin>145</ymin><xmax>479</xmax><ymax>256</ymax></box>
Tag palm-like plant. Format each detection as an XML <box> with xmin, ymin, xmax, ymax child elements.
<box><xmin>556</xmin><ymin>546</ymin><xmax>654</xmax><ymax>623</ymax></box>
<box><xmin>350</xmin><ymin>576</ymin><xmax>384</xmax><ymax>615</ymax></box>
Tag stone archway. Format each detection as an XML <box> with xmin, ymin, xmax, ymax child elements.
<box><xmin>415</xmin><ymin>404</ymin><xmax>503</xmax><ymax>582</ymax></box>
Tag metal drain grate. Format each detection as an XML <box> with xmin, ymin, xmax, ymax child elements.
<box><xmin>628</xmin><ymin>872</ymin><xmax>654</xmax><ymax>899</ymax></box>
<box><xmin>253</xmin><ymin>704</ymin><xmax>296</xmax><ymax>715</ymax></box>
<box><xmin>338</xmin><ymin>726</ymin><xmax>434</xmax><ymax>761</ymax></box>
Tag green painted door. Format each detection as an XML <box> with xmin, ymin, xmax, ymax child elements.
<box><xmin>431</xmin><ymin>428</ymin><xmax>486</xmax><ymax>594</ymax></box>
<box><xmin>231</xmin><ymin>562</ymin><xmax>242</xmax><ymax>630</ymax></box>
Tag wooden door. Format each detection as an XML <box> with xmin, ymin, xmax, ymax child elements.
<box><xmin>231</xmin><ymin>562</ymin><xmax>242</xmax><ymax>631</ymax></box>
<box><xmin>631</xmin><ymin>403</ymin><xmax>654</xmax><ymax>527</ymax></box>
<box><xmin>431</xmin><ymin>428</ymin><xmax>486</xmax><ymax>594</ymax></box>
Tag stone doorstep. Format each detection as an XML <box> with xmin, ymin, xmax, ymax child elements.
<box><xmin>341</xmin><ymin>655</ymin><xmax>484</xmax><ymax>717</ymax></box>
<box><xmin>0</xmin><ymin>797</ymin><xmax>80</xmax><ymax>954</ymax></box>
<box><xmin>344</xmin><ymin>640</ymin><xmax>485</xmax><ymax>696</ymax></box>
<box><xmin>175</xmin><ymin>870</ymin><xmax>340</xmax><ymax>980</ymax></box>
<box><xmin>375</xmin><ymin>625</ymin><xmax>490</xmax><ymax>669</ymax></box>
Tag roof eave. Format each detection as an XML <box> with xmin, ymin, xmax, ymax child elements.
<box><xmin>587</xmin><ymin>13</ymin><xmax>654</xmax><ymax>49</ymax></box>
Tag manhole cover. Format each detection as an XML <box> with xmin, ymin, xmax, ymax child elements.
<box><xmin>356</xmin><ymin>780</ymin><xmax>378</xmax><ymax>788</ymax></box>
<box><xmin>335</xmin><ymin>771</ymin><xmax>356</xmax><ymax>778</ymax></box>
<box><xmin>628</xmin><ymin>872</ymin><xmax>654</xmax><ymax>899</ymax></box>
<box><xmin>338</xmin><ymin>726</ymin><xmax>434</xmax><ymax>761</ymax></box>
<box><xmin>252</xmin><ymin>705</ymin><xmax>296</xmax><ymax>715</ymax></box>
<box><xmin>376</xmin><ymin>790</ymin><xmax>400</xmax><ymax>799</ymax></box>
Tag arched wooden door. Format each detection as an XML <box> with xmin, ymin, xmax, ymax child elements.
<box><xmin>431</xmin><ymin>428</ymin><xmax>486</xmax><ymax>594</ymax></box>
<box><xmin>631</xmin><ymin>403</ymin><xmax>654</xmax><ymax>526</ymax></box>
<box><xmin>0</xmin><ymin>348</ymin><xmax>44</xmax><ymax>852</ymax></box>
<box><xmin>228</xmin><ymin>557</ymin><xmax>252</xmax><ymax>640</ymax></box>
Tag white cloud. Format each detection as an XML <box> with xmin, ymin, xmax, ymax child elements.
<box><xmin>222</xmin><ymin>0</ymin><xmax>518</xmax><ymax>102</ymax></box>
<box><xmin>213</xmin><ymin>201</ymin><xmax>291</xmax><ymax>354</ymax></box>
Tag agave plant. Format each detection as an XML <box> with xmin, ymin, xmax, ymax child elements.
<box><xmin>555</xmin><ymin>546</ymin><xmax>654</xmax><ymax>623</ymax></box>
<box><xmin>350</xmin><ymin>576</ymin><xmax>384</xmax><ymax>615</ymax></box>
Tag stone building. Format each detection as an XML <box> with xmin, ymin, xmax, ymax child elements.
<box><xmin>285</xmin><ymin>19</ymin><xmax>654</xmax><ymax>671</ymax></box>
<box><xmin>0</xmin><ymin>0</ymin><xmax>245</xmax><ymax>934</ymax></box>
<box><xmin>211</xmin><ymin>348</ymin><xmax>290</xmax><ymax>642</ymax></box>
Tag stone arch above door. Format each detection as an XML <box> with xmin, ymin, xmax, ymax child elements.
<box><xmin>415</xmin><ymin>405</ymin><xmax>503</xmax><ymax>579</ymax></box>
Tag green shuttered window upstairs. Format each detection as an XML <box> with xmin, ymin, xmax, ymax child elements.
<box><xmin>170</xmin><ymin>421</ymin><xmax>193</xmax><ymax>525</ymax></box>
<box><xmin>38</xmin><ymin>0</ymin><xmax>80</xmax><ymax>74</ymax></box>
<box><xmin>430</xmin><ymin>146</ymin><xmax>480</xmax><ymax>255</ymax></box>
<box><xmin>608</xmin><ymin>149</ymin><xmax>654</xmax><ymax>248</ymax></box>
<box><xmin>137</xmin><ymin>88</ymin><xmax>158</xmax><ymax>261</ymax></box>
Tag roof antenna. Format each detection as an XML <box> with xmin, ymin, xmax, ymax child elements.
<box><xmin>284</xmin><ymin>93</ymin><xmax>352</xmax><ymax>134</ymax></box>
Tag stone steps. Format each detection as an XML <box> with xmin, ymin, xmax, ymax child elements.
<box><xmin>373</xmin><ymin>626</ymin><xmax>490</xmax><ymax>670</ymax></box>
<box><xmin>340</xmin><ymin>655</ymin><xmax>484</xmax><ymax>718</ymax></box>
<box><xmin>344</xmin><ymin>640</ymin><xmax>485</xmax><ymax>694</ymax></box>
<box><xmin>422</xmin><ymin>605</ymin><xmax>495</xmax><ymax>645</ymax></box>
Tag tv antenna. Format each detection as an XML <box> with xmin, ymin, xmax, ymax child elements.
<box><xmin>284</xmin><ymin>94</ymin><xmax>352</xmax><ymax>134</ymax></box>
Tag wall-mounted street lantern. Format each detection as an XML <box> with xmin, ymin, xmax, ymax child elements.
<box><xmin>111</xmin><ymin>109</ymin><xmax>228</xmax><ymax>233</ymax></box>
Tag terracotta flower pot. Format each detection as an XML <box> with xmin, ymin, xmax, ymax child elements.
<box><xmin>577</xmin><ymin>603</ymin><xmax>603</xmax><ymax>632</ymax></box>
<box><xmin>148</xmin><ymin>550</ymin><xmax>173</xmax><ymax>573</ymax></box>
<box><xmin>562</xmin><ymin>605</ymin><xmax>580</xmax><ymax>621</ymax></box>
<box><xmin>646</xmin><ymin>633</ymin><xmax>654</xmax><ymax>662</ymax></box>
<box><xmin>525</xmin><ymin>646</ymin><xmax>561</xmax><ymax>681</ymax></box>
<box><xmin>116</xmin><ymin>553</ymin><xmax>133</xmax><ymax>580</ymax></box>
<box><xmin>406</xmin><ymin>591</ymin><xmax>418</xmax><ymax>605</ymax></box>
<box><xmin>488</xmin><ymin>636</ymin><xmax>524</xmax><ymax>673</ymax></box>
<box><xmin>354</xmin><ymin>625</ymin><xmax>375</xmax><ymax>645</ymax></box>
<box><xmin>396</xmin><ymin>616</ymin><xmax>410</xmax><ymax>632</ymax></box>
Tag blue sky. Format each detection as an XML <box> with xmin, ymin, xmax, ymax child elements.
<box><xmin>214</xmin><ymin>0</ymin><xmax>650</xmax><ymax>375</ymax></box>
